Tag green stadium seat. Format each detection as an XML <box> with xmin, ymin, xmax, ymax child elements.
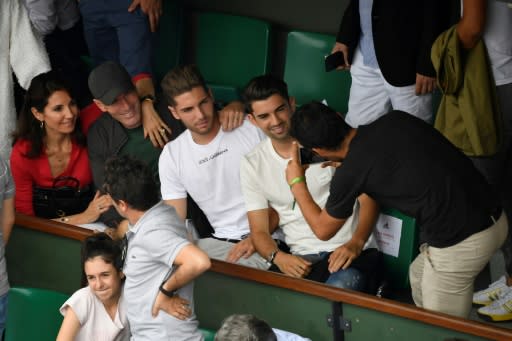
<box><xmin>200</xmin><ymin>327</ymin><xmax>216</xmax><ymax>341</ymax></box>
<box><xmin>153</xmin><ymin>0</ymin><xmax>184</xmax><ymax>85</ymax></box>
<box><xmin>5</xmin><ymin>287</ymin><xmax>69</xmax><ymax>341</ymax></box>
<box><xmin>194</xmin><ymin>12</ymin><xmax>272</xmax><ymax>103</ymax></box>
<box><xmin>284</xmin><ymin>31</ymin><xmax>351</xmax><ymax>114</ymax></box>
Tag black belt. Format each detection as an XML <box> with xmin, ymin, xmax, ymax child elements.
<box><xmin>211</xmin><ymin>235</ymin><xmax>241</xmax><ymax>244</ymax></box>
<box><xmin>210</xmin><ymin>235</ymin><xmax>289</xmax><ymax>252</ymax></box>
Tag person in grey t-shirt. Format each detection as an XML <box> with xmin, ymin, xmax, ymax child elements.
<box><xmin>103</xmin><ymin>155</ymin><xmax>211</xmax><ymax>341</ymax></box>
<box><xmin>0</xmin><ymin>157</ymin><xmax>15</xmax><ymax>336</ymax></box>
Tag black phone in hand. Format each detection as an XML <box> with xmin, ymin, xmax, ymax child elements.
<box><xmin>325</xmin><ymin>51</ymin><xmax>345</xmax><ymax>72</ymax></box>
<box><xmin>299</xmin><ymin>148</ymin><xmax>328</xmax><ymax>165</ymax></box>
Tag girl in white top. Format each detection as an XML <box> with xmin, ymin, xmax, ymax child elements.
<box><xmin>56</xmin><ymin>233</ymin><xmax>130</xmax><ymax>341</ymax></box>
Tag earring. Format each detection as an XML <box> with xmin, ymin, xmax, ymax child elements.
<box><xmin>40</xmin><ymin>121</ymin><xmax>44</xmax><ymax>129</ymax></box>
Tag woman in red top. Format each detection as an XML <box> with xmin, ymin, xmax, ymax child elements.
<box><xmin>10</xmin><ymin>71</ymin><xmax>111</xmax><ymax>224</ymax></box>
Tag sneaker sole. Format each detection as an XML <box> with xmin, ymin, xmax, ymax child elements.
<box><xmin>477</xmin><ymin>311</ymin><xmax>512</xmax><ymax>322</ymax></box>
<box><xmin>473</xmin><ymin>301</ymin><xmax>493</xmax><ymax>307</ymax></box>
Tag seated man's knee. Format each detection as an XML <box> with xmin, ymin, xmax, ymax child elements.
<box><xmin>326</xmin><ymin>267</ymin><xmax>366</xmax><ymax>291</ymax></box>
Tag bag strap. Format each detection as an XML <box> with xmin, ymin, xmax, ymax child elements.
<box><xmin>52</xmin><ymin>176</ymin><xmax>80</xmax><ymax>189</ymax></box>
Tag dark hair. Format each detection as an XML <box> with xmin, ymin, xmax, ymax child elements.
<box><xmin>161</xmin><ymin>64</ymin><xmax>208</xmax><ymax>106</ymax></box>
<box><xmin>12</xmin><ymin>70</ymin><xmax>85</xmax><ymax>158</ymax></box>
<box><xmin>215</xmin><ymin>314</ymin><xmax>277</xmax><ymax>341</ymax></box>
<box><xmin>290</xmin><ymin>101</ymin><xmax>351</xmax><ymax>150</ymax></box>
<box><xmin>103</xmin><ymin>155</ymin><xmax>160</xmax><ymax>211</ymax></box>
<box><xmin>242</xmin><ymin>75</ymin><xmax>290</xmax><ymax>113</ymax></box>
<box><xmin>81</xmin><ymin>233</ymin><xmax>123</xmax><ymax>272</ymax></box>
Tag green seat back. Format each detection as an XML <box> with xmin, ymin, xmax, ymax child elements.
<box><xmin>195</xmin><ymin>12</ymin><xmax>272</xmax><ymax>103</ymax></box>
<box><xmin>284</xmin><ymin>31</ymin><xmax>351</xmax><ymax>114</ymax></box>
<box><xmin>379</xmin><ymin>208</ymin><xmax>419</xmax><ymax>289</ymax></box>
<box><xmin>153</xmin><ymin>0</ymin><xmax>184</xmax><ymax>85</ymax></box>
<box><xmin>5</xmin><ymin>287</ymin><xmax>69</xmax><ymax>341</ymax></box>
<box><xmin>200</xmin><ymin>327</ymin><xmax>216</xmax><ymax>341</ymax></box>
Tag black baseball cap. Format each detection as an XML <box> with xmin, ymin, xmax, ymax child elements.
<box><xmin>88</xmin><ymin>61</ymin><xmax>135</xmax><ymax>105</ymax></box>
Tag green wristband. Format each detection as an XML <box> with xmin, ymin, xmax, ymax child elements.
<box><xmin>289</xmin><ymin>176</ymin><xmax>306</xmax><ymax>188</ymax></box>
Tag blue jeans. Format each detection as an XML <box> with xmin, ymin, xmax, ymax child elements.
<box><xmin>301</xmin><ymin>252</ymin><xmax>366</xmax><ymax>291</ymax></box>
<box><xmin>79</xmin><ymin>0</ymin><xmax>153</xmax><ymax>76</ymax></box>
<box><xmin>0</xmin><ymin>292</ymin><xmax>8</xmax><ymax>338</ymax></box>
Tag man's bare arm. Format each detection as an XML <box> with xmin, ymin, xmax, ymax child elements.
<box><xmin>247</xmin><ymin>209</ymin><xmax>279</xmax><ymax>260</ymax></box>
<box><xmin>457</xmin><ymin>0</ymin><xmax>487</xmax><ymax>49</ymax></box>
<box><xmin>328</xmin><ymin>194</ymin><xmax>379</xmax><ymax>272</ymax></box>
<box><xmin>135</xmin><ymin>77</ymin><xmax>171</xmax><ymax>148</ymax></box>
<box><xmin>151</xmin><ymin>243</ymin><xmax>211</xmax><ymax>319</ymax></box>
<box><xmin>247</xmin><ymin>209</ymin><xmax>311</xmax><ymax>278</ymax></box>
<box><xmin>164</xmin><ymin>198</ymin><xmax>187</xmax><ymax>221</ymax></box>
<box><xmin>285</xmin><ymin>143</ymin><xmax>347</xmax><ymax>240</ymax></box>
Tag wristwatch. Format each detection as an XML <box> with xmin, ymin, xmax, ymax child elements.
<box><xmin>159</xmin><ymin>281</ymin><xmax>177</xmax><ymax>297</ymax></box>
<box><xmin>266</xmin><ymin>249</ymin><xmax>279</xmax><ymax>266</ymax></box>
<box><xmin>140</xmin><ymin>94</ymin><xmax>155</xmax><ymax>103</ymax></box>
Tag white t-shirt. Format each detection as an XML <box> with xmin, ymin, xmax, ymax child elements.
<box><xmin>159</xmin><ymin>120</ymin><xmax>265</xmax><ymax>239</ymax></box>
<box><xmin>59</xmin><ymin>286</ymin><xmax>130</xmax><ymax>341</ymax></box>
<box><xmin>241</xmin><ymin>138</ymin><xmax>376</xmax><ymax>255</ymax></box>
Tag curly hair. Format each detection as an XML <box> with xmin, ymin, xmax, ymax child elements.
<box><xmin>103</xmin><ymin>155</ymin><xmax>160</xmax><ymax>211</ymax></box>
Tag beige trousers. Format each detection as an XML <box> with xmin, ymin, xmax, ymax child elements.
<box><xmin>197</xmin><ymin>238</ymin><xmax>270</xmax><ymax>270</ymax></box>
<box><xmin>409</xmin><ymin>212</ymin><xmax>508</xmax><ymax>318</ymax></box>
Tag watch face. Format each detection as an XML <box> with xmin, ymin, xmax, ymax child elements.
<box><xmin>140</xmin><ymin>95</ymin><xmax>155</xmax><ymax>102</ymax></box>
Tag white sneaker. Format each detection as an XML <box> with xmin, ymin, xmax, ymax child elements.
<box><xmin>473</xmin><ymin>276</ymin><xmax>509</xmax><ymax>306</ymax></box>
<box><xmin>478</xmin><ymin>289</ymin><xmax>512</xmax><ymax>322</ymax></box>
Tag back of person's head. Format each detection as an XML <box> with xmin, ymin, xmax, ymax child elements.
<box><xmin>81</xmin><ymin>232</ymin><xmax>123</xmax><ymax>273</ymax></box>
<box><xmin>12</xmin><ymin>70</ymin><xmax>84</xmax><ymax>158</ymax></box>
<box><xmin>161</xmin><ymin>64</ymin><xmax>208</xmax><ymax>106</ymax></box>
<box><xmin>242</xmin><ymin>75</ymin><xmax>290</xmax><ymax>113</ymax></box>
<box><xmin>290</xmin><ymin>101</ymin><xmax>351</xmax><ymax>150</ymax></box>
<box><xmin>215</xmin><ymin>314</ymin><xmax>277</xmax><ymax>341</ymax></box>
<box><xmin>102</xmin><ymin>155</ymin><xmax>160</xmax><ymax>211</ymax></box>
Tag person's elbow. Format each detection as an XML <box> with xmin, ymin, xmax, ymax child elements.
<box><xmin>310</xmin><ymin>214</ymin><xmax>346</xmax><ymax>241</ymax></box>
<box><xmin>310</xmin><ymin>221</ymin><xmax>338</xmax><ymax>241</ymax></box>
<box><xmin>456</xmin><ymin>23</ymin><xmax>484</xmax><ymax>49</ymax></box>
<box><xmin>314</xmin><ymin>229</ymin><xmax>336</xmax><ymax>241</ymax></box>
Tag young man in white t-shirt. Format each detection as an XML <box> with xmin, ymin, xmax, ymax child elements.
<box><xmin>240</xmin><ymin>75</ymin><xmax>381</xmax><ymax>291</ymax></box>
<box><xmin>159</xmin><ymin>64</ymin><xmax>269</xmax><ymax>269</ymax></box>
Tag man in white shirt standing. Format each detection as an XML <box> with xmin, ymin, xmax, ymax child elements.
<box><xmin>159</xmin><ymin>64</ymin><xmax>268</xmax><ymax>269</ymax></box>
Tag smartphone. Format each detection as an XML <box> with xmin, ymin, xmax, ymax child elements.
<box><xmin>299</xmin><ymin>148</ymin><xmax>328</xmax><ymax>165</ymax></box>
<box><xmin>324</xmin><ymin>51</ymin><xmax>345</xmax><ymax>72</ymax></box>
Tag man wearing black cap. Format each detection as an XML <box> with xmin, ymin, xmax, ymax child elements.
<box><xmin>285</xmin><ymin>102</ymin><xmax>508</xmax><ymax>318</ymax></box>
<box><xmin>87</xmin><ymin>61</ymin><xmax>179</xmax><ymax>228</ymax></box>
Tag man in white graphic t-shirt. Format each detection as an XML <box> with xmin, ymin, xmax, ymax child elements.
<box><xmin>159</xmin><ymin>64</ymin><xmax>269</xmax><ymax>269</ymax></box>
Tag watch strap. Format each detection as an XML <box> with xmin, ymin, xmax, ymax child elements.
<box><xmin>140</xmin><ymin>94</ymin><xmax>156</xmax><ymax>103</ymax></box>
<box><xmin>159</xmin><ymin>282</ymin><xmax>177</xmax><ymax>297</ymax></box>
<box><xmin>267</xmin><ymin>249</ymin><xmax>279</xmax><ymax>265</ymax></box>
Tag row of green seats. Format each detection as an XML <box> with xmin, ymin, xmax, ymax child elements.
<box><xmin>153</xmin><ymin>2</ymin><xmax>351</xmax><ymax>113</ymax></box>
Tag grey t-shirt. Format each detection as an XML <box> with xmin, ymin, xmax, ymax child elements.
<box><xmin>0</xmin><ymin>157</ymin><xmax>14</xmax><ymax>296</ymax></box>
<box><xmin>123</xmin><ymin>202</ymin><xmax>202</xmax><ymax>341</ymax></box>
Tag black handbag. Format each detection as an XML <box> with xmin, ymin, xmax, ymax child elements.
<box><xmin>33</xmin><ymin>176</ymin><xmax>95</xmax><ymax>219</ymax></box>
